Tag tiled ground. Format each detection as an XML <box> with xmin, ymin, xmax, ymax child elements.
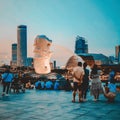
<box><xmin>0</xmin><ymin>84</ymin><xmax>120</xmax><ymax>120</ymax></box>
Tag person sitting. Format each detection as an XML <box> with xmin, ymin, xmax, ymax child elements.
<box><xmin>54</xmin><ymin>80</ymin><xmax>60</xmax><ymax>90</ymax></box>
<box><xmin>104</xmin><ymin>80</ymin><xmax>116</xmax><ymax>102</ymax></box>
<box><xmin>26</xmin><ymin>81</ymin><xmax>31</xmax><ymax>89</ymax></box>
<box><xmin>40</xmin><ymin>80</ymin><xmax>45</xmax><ymax>90</ymax></box>
<box><xmin>11</xmin><ymin>78</ymin><xmax>21</xmax><ymax>93</ymax></box>
<box><xmin>45</xmin><ymin>80</ymin><xmax>53</xmax><ymax>90</ymax></box>
<box><xmin>35</xmin><ymin>80</ymin><xmax>41</xmax><ymax>89</ymax></box>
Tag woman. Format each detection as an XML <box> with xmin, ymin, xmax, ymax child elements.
<box><xmin>90</xmin><ymin>65</ymin><xmax>103</xmax><ymax>101</ymax></box>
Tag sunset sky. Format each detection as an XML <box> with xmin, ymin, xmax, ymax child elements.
<box><xmin>0</xmin><ymin>0</ymin><xmax>120</xmax><ymax>66</ymax></box>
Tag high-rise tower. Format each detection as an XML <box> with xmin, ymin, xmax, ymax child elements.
<box><xmin>17</xmin><ymin>25</ymin><xmax>27</xmax><ymax>66</ymax></box>
<box><xmin>11</xmin><ymin>43</ymin><xmax>17</xmax><ymax>66</ymax></box>
<box><xmin>115</xmin><ymin>45</ymin><xmax>120</xmax><ymax>63</ymax></box>
<box><xmin>75</xmin><ymin>36</ymin><xmax>88</xmax><ymax>54</ymax></box>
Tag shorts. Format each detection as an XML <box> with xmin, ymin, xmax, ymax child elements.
<box><xmin>73</xmin><ymin>82</ymin><xmax>82</xmax><ymax>91</ymax></box>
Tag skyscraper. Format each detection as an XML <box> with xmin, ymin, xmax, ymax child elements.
<box><xmin>17</xmin><ymin>25</ymin><xmax>27</xmax><ymax>66</ymax></box>
<box><xmin>115</xmin><ymin>45</ymin><xmax>120</xmax><ymax>63</ymax></box>
<box><xmin>11</xmin><ymin>43</ymin><xmax>17</xmax><ymax>66</ymax></box>
<box><xmin>75</xmin><ymin>36</ymin><xmax>88</xmax><ymax>55</ymax></box>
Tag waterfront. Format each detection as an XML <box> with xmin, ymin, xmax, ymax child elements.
<box><xmin>0</xmin><ymin>84</ymin><xmax>120</xmax><ymax>120</ymax></box>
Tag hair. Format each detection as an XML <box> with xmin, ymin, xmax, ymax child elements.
<box><xmin>83</xmin><ymin>62</ymin><xmax>87</xmax><ymax>68</ymax></box>
<box><xmin>110</xmin><ymin>79</ymin><xmax>115</xmax><ymax>84</ymax></box>
<box><xmin>78</xmin><ymin>62</ymin><xmax>82</xmax><ymax>67</ymax></box>
<box><xmin>5</xmin><ymin>68</ymin><xmax>10</xmax><ymax>73</ymax></box>
<box><xmin>91</xmin><ymin>64</ymin><xmax>98</xmax><ymax>75</ymax></box>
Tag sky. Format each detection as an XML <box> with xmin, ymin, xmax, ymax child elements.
<box><xmin>0</xmin><ymin>0</ymin><xmax>120</xmax><ymax>66</ymax></box>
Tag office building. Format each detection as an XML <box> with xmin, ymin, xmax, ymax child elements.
<box><xmin>17</xmin><ymin>25</ymin><xmax>27</xmax><ymax>66</ymax></box>
<box><xmin>115</xmin><ymin>45</ymin><xmax>120</xmax><ymax>63</ymax></box>
<box><xmin>26</xmin><ymin>57</ymin><xmax>33</xmax><ymax>67</ymax></box>
<box><xmin>11</xmin><ymin>43</ymin><xmax>17</xmax><ymax>66</ymax></box>
<box><xmin>75</xmin><ymin>36</ymin><xmax>88</xmax><ymax>54</ymax></box>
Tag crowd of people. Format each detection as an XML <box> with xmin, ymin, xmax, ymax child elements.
<box><xmin>71</xmin><ymin>62</ymin><xmax>117</xmax><ymax>103</ymax></box>
<box><xmin>0</xmin><ymin>69</ymin><xmax>72</xmax><ymax>96</ymax></box>
<box><xmin>0</xmin><ymin>63</ymin><xmax>118</xmax><ymax>103</ymax></box>
<box><xmin>34</xmin><ymin>79</ymin><xmax>61</xmax><ymax>90</ymax></box>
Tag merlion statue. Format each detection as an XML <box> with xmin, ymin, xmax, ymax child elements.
<box><xmin>33</xmin><ymin>35</ymin><xmax>52</xmax><ymax>74</ymax></box>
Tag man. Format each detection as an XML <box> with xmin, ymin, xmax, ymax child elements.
<box><xmin>81</xmin><ymin>62</ymin><xmax>89</xmax><ymax>101</ymax></box>
<box><xmin>2</xmin><ymin>68</ymin><xmax>13</xmax><ymax>96</ymax></box>
<box><xmin>72</xmin><ymin>62</ymin><xmax>84</xmax><ymax>102</ymax></box>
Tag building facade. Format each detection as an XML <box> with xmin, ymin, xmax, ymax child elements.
<box><xmin>75</xmin><ymin>36</ymin><xmax>88</xmax><ymax>54</ymax></box>
<box><xmin>26</xmin><ymin>57</ymin><xmax>33</xmax><ymax>67</ymax></box>
<box><xmin>115</xmin><ymin>45</ymin><xmax>120</xmax><ymax>63</ymax></box>
<box><xmin>17</xmin><ymin>25</ymin><xmax>27</xmax><ymax>66</ymax></box>
<box><xmin>11</xmin><ymin>43</ymin><xmax>17</xmax><ymax>66</ymax></box>
<box><xmin>78</xmin><ymin>53</ymin><xmax>110</xmax><ymax>67</ymax></box>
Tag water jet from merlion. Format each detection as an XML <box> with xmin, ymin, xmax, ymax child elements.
<box><xmin>33</xmin><ymin>35</ymin><xmax>52</xmax><ymax>74</ymax></box>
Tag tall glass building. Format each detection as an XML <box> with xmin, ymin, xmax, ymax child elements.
<box><xmin>17</xmin><ymin>25</ymin><xmax>27</xmax><ymax>66</ymax></box>
<box><xmin>75</xmin><ymin>36</ymin><xmax>88</xmax><ymax>54</ymax></box>
<box><xmin>115</xmin><ymin>45</ymin><xmax>120</xmax><ymax>63</ymax></box>
<box><xmin>12</xmin><ymin>43</ymin><xmax>17</xmax><ymax>66</ymax></box>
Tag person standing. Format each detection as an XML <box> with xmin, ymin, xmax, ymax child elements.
<box><xmin>1</xmin><ymin>69</ymin><xmax>14</xmax><ymax>96</ymax></box>
<box><xmin>72</xmin><ymin>62</ymin><xmax>84</xmax><ymax>103</ymax></box>
<box><xmin>90</xmin><ymin>64</ymin><xmax>103</xmax><ymax>101</ymax></box>
<box><xmin>81</xmin><ymin>62</ymin><xmax>90</xmax><ymax>101</ymax></box>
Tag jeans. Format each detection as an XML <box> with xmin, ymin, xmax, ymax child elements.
<box><xmin>3</xmin><ymin>82</ymin><xmax>11</xmax><ymax>94</ymax></box>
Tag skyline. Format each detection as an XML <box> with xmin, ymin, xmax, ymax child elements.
<box><xmin>0</xmin><ymin>0</ymin><xmax>120</xmax><ymax>66</ymax></box>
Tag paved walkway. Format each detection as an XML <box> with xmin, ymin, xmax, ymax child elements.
<box><xmin>0</xmin><ymin>84</ymin><xmax>120</xmax><ymax>120</ymax></box>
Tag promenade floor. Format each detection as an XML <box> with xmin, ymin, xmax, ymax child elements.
<box><xmin>0</xmin><ymin>84</ymin><xmax>120</xmax><ymax>120</ymax></box>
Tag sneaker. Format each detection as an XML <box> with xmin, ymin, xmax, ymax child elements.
<box><xmin>79</xmin><ymin>99</ymin><xmax>83</xmax><ymax>103</ymax></box>
<box><xmin>79</xmin><ymin>98</ymin><xmax>83</xmax><ymax>102</ymax></box>
<box><xmin>72</xmin><ymin>100</ymin><xmax>75</xmax><ymax>103</ymax></box>
<box><xmin>93</xmin><ymin>99</ymin><xmax>97</xmax><ymax>102</ymax></box>
<box><xmin>83</xmin><ymin>99</ymin><xmax>88</xmax><ymax>102</ymax></box>
<box><xmin>2</xmin><ymin>93</ymin><xmax>5</xmax><ymax>96</ymax></box>
<box><xmin>5</xmin><ymin>94</ymin><xmax>9</xmax><ymax>96</ymax></box>
<box><xmin>2</xmin><ymin>92</ymin><xmax>5</xmax><ymax>96</ymax></box>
